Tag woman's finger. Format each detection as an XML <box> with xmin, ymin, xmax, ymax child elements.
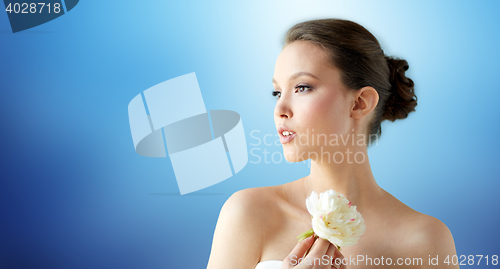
<box><xmin>282</xmin><ymin>235</ymin><xmax>315</xmax><ymax>267</ymax></box>
<box><xmin>324</xmin><ymin>243</ymin><xmax>337</xmax><ymax>267</ymax></box>
<box><xmin>331</xmin><ymin>246</ymin><xmax>346</xmax><ymax>269</ymax></box>
<box><xmin>304</xmin><ymin>237</ymin><xmax>330</xmax><ymax>259</ymax></box>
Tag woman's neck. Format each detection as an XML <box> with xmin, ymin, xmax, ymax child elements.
<box><xmin>301</xmin><ymin>147</ymin><xmax>384</xmax><ymax>211</ymax></box>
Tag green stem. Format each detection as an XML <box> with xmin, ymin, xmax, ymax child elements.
<box><xmin>296</xmin><ymin>229</ymin><xmax>315</xmax><ymax>242</ymax></box>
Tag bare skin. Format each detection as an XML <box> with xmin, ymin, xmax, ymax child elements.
<box><xmin>207</xmin><ymin>41</ymin><xmax>458</xmax><ymax>269</ymax></box>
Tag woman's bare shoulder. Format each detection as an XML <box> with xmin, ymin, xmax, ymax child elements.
<box><xmin>223</xmin><ymin>185</ymin><xmax>284</xmax><ymax>218</ymax></box>
<box><xmin>405</xmin><ymin>211</ymin><xmax>457</xmax><ymax>255</ymax></box>
<box><xmin>207</xmin><ymin>185</ymin><xmax>284</xmax><ymax>269</ymax></box>
<box><xmin>380</xmin><ymin>190</ymin><xmax>458</xmax><ymax>262</ymax></box>
<box><xmin>381</xmin><ymin>190</ymin><xmax>452</xmax><ymax>232</ymax></box>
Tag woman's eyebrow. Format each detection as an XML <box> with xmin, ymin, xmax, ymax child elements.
<box><xmin>272</xmin><ymin>72</ymin><xmax>320</xmax><ymax>85</ymax></box>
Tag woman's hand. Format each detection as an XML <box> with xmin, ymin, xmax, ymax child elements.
<box><xmin>281</xmin><ymin>235</ymin><xmax>346</xmax><ymax>269</ymax></box>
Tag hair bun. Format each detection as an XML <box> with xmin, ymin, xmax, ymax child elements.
<box><xmin>383</xmin><ymin>56</ymin><xmax>417</xmax><ymax>122</ymax></box>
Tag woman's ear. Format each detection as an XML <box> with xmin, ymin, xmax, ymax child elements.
<box><xmin>350</xmin><ymin>86</ymin><xmax>379</xmax><ymax>119</ymax></box>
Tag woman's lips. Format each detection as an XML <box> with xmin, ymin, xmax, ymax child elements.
<box><xmin>277</xmin><ymin>125</ymin><xmax>297</xmax><ymax>144</ymax></box>
<box><xmin>280</xmin><ymin>132</ymin><xmax>297</xmax><ymax>144</ymax></box>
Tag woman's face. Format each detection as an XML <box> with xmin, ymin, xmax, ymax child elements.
<box><xmin>273</xmin><ymin>40</ymin><xmax>354</xmax><ymax>162</ymax></box>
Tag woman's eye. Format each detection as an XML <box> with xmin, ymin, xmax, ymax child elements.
<box><xmin>295</xmin><ymin>85</ymin><xmax>311</xmax><ymax>93</ymax></box>
<box><xmin>272</xmin><ymin>91</ymin><xmax>281</xmax><ymax>99</ymax></box>
<box><xmin>272</xmin><ymin>86</ymin><xmax>310</xmax><ymax>100</ymax></box>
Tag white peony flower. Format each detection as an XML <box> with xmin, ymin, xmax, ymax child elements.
<box><xmin>297</xmin><ymin>189</ymin><xmax>366</xmax><ymax>250</ymax></box>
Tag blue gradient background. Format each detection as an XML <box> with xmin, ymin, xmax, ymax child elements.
<box><xmin>0</xmin><ymin>1</ymin><xmax>499</xmax><ymax>268</ymax></box>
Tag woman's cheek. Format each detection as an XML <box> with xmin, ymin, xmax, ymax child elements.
<box><xmin>308</xmin><ymin>98</ymin><xmax>347</xmax><ymax>136</ymax></box>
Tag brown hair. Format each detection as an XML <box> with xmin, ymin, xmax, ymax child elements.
<box><xmin>284</xmin><ymin>18</ymin><xmax>417</xmax><ymax>144</ymax></box>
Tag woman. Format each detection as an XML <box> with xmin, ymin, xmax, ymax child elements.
<box><xmin>207</xmin><ymin>18</ymin><xmax>458</xmax><ymax>269</ymax></box>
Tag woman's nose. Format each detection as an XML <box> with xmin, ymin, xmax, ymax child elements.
<box><xmin>275</xmin><ymin>101</ymin><xmax>293</xmax><ymax>119</ymax></box>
